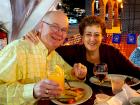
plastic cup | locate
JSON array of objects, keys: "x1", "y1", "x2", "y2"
[{"x1": 110, "y1": 75, "x2": 125, "y2": 94}]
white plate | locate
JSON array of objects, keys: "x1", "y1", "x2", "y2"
[
  {"x1": 51, "y1": 81, "x2": 92, "y2": 105},
  {"x1": 129, "y1": 97, "x2": 140, "y2": 105},
  {"x1": 90, "y1": 74, "x2": 140, "y2": 87}
]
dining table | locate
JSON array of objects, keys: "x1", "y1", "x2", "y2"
[{"x1": 37, "y1": 81, "x2": 140, "y2": 105}]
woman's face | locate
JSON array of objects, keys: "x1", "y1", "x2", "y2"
[{"x1": 82, "y1": 25, "x2": 103, "y2": 52}]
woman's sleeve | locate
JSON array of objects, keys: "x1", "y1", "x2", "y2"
[{"x1": 113, "y1": 47, "x2": 140, "y2": 79}]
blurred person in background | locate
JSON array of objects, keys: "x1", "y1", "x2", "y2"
[
  {"x1": 129, "y1": 35, "x2": 140, "y2": 67},
  {"x1": 0, "y1": 11, "x2": 87, "y2": 105}
]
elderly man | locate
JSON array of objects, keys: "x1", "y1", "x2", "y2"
[{"x1": 0, "y1": 11, "x2": 87, "y2": 105}]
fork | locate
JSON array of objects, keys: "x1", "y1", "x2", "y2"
[{"x1": 65, "y1": 79, "x2": 73, "y2": 89}]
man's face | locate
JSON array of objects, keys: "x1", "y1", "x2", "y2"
[{"x1": 40, "y1": 12, "x2": 68, "y2": 50}]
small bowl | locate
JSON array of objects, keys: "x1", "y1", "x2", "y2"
[
  {"x1": 129, "y1": 97, "x2": 140, "y2": 105},
  {"x1": 95, "y1": 93, "x2": 110, "y2": 104}
]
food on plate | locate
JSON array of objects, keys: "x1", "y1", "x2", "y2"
[
  {"x1": 90, "y1": 74, "x2": 139, "y2": 87},
  {"x1": 57, "y1": 87, "x2": 85, "y2": 104},
  {"x1": 125, "y1": 77, "x2": 135, "y2": 85},
  {"x1": 68, "y1": 99, "x2": 75, "y2": 104}
]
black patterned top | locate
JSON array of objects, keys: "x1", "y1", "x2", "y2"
[{"x1": 56, "y1": 43, "x2": 140, "y2": 81}]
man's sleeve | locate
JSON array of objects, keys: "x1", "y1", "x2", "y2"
[
  {"x1": 0, "y1": 44, "x2": 36, "y2": 105},
  {"x1": 56, "y1": 53, "x2": 78, "y2": 81}
]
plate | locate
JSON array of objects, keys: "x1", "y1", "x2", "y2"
[
  {"x1": 51, "y1": 81, "x2": 92, "y2": 105},
  {"x1": 90, "y1": 74, "x2": 140, "y2": 87},
  {"x1": 129, "y1": 97, "x2": 140, "y2": 105},
  {"x1": 137, "y1": 89, "x2": 140, "y2": 94}
]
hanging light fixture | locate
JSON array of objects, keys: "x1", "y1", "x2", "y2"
[
  {"x1": 117, "y1": 0, "x2": 122, "y2": 3},
  {"x1": 120, "y1": 3, "x2": 123, "y2": 8}
]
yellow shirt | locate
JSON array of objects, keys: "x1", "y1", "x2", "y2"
[{"x1": 0, "y1": 39, "x2": 75, "y2": 105}]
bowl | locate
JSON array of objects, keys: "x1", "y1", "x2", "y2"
[
  {"x1": 129, "y1": 97, "x2": 140, "y2": 105},
  {"x1": 95, "y1": 93, "x2": 110, "y2": 104}
]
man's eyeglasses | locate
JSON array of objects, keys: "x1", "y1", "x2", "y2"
[{"x1": 42, "y1": 21, "x2": 68, "y2": 34}]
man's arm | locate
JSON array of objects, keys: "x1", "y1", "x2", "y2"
[{"x1": 0, "y1": 43, "x2": 36, "y2": 105}]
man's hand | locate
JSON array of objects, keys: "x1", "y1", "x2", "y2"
[
  {"x1": 33, "y1": 79, "x2": 62, "y2": 99},
  {"x1": 72, "y1": 63, "x2": 87, "y2": 80}
]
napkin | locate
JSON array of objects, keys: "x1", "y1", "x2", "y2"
[
  {"x1": 107, "y1": 84, "x2": 140, "y2": 105},
  {"x1": 122, "y1": 84, "x2": 140, "y2": 98}
]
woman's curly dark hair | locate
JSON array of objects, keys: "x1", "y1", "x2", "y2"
[{"x1": 79, "y1": 16, "x2": 106, "y2": 37}]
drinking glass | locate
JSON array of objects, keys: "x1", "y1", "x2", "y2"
[
  {"x1": 35, "y1": 65, "x2": 64, "y2": 101},
  {"x1": 93, "y1": 63, "x2": 108, "y2": 84},
  {"x1": 110, "y1": 75, "x2": 124, "y2": 94},
  {"x1": 47, "y1": 65, "x2": 64, "y2": 91}
]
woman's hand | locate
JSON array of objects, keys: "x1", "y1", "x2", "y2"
[
  {"x1": 72, "y1": 63, "x2": 87, "y2": 80},
  {"x1": 33, "y1": 79, "x2": 62, "y2": 99}
]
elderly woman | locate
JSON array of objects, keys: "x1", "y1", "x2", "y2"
[
  {"x1": 56, "y1": 16, "x2": 140, "y2": 83},
  {"x1": 129, "y1": 35, "x2": 140, "y2": 67}
]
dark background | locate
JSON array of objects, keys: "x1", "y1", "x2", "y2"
[{"x1": 62, "y1": 0, "x2": 85, "y2": 9}]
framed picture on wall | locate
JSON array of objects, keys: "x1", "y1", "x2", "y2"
[
  {"x1": 112, "y1": 33, "x2": 121, "y2": 44},
  {"x1": 127, "y1": 33, "x2": 136, "y2": 44}
]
